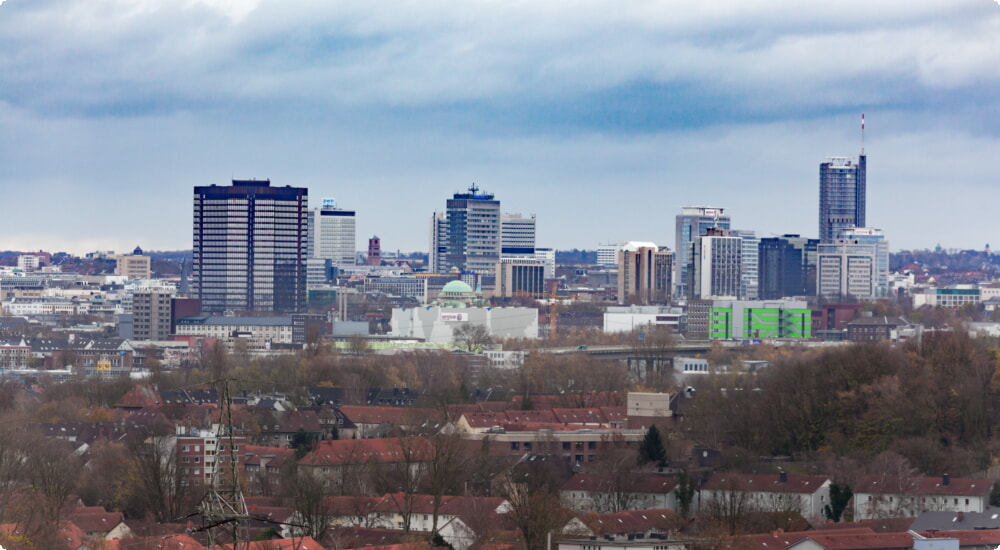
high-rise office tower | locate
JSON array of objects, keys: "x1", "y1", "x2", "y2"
[
  {"x1": 429, "y1": 185, "x2": 535, "y2": 275},
  {"x1": 307, "y1": 198, "x2": 356, "y2": 267},
  {"x1": 819, "y1": 155, "x2": 866, "y2": 243},
  {"x1": 500, "y1": 213, "x2": 536, "y2": 260},
  {"x1": 617, "y1": 242, "x2": 673, "y2": 305},
  {"x1": 838, "y1": 227, "x2": 889, "y2": 297},
  {"x1": 731, "y1": 230, "x2": 759, "y2": 300},
  {"x1": 429, "y1": 212, "x2": 447, "y2": 273},
  {"x1": 193, "y1": 179, "x2": 308, "y2": 314},
  {"x1": 758, "y1": 235, "x2": 819, "y2": 299},
  {"x1": 686, "y1": 228, "x2": 742, "y2": 300},
  {"x1": 675, "y1": 207, "x2": 730, "y2": 298},
  {"x1": 132, "y1": 288, "x2": 174, "y2": 341},
  {"x1": 817, "y1": 238, "x2": 878, "y2": 301}
]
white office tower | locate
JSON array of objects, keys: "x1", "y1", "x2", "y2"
[
  {"x1": 687, "y1": 228, "x2": 742, "y2": 300},
  {"x1": 597, "y1": 241, "x2": 626, "y2": 267},
  {"x1": 429, "y1": 212, "x2": 447, "y2": 273},
  {"x1": 534, "y1": 247, "x2": 556, "y2": 279},
  {"x1": 817, "y1": 238, "x2": 879, "y2": 301},
  {"x1": 731, "y1": 229, "x2": 759, "y2": 300},
  {"x1": 501, "y1": 213, "x2": 537, "y2": 260},
  {"x1": 837, "y1": 228, "x2": 889, "y2": 298},
  {"x1": 308, "y1": 198, "x2": 356, "y2": 267}
]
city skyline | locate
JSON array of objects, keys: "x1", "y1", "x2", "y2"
[{"x1": 2, "y1": 1, "x2": 999, "y2": 255}]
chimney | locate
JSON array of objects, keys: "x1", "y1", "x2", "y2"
[
  {"x1": 943, "y1": 473, "x2": 950, "y2": 486},
  {"x1": 957, "y1": 512, "x2": 964, "y2": 522},
  {"x1": 780, "y1": 471, "x2": 788, "y2": 483}
]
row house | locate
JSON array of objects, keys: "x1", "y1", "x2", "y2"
[
  {"x1": 298, "y1": 437, "x2": 433, "y2": 495},
  {"x1": 853, "y1": 474, "x2": 991, "y2": 520},
  {"x1": 699, "y1": 472, "x2": 832, "y2": 520},
  {"x1": 562, "y1": 473, "x2": 680, "y2": 513},
  {"x1": 288, "y1": 493, "x2": 509, "y2": 550}
]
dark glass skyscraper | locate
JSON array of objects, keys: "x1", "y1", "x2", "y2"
[
  {"x1": 193, "y1": 179, "x2": 308, "y2": 314},
  {"x1": 819, "y1": 155, "x2": 866, "y2": 243},
  {"x1": 758, "y1": 235, "x2": 819, "y2": 299}
]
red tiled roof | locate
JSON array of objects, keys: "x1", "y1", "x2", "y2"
[
  {"x1": 587, "y1": 509, "x2": 676, "y2": 535},
  {"x1": 67, "y1": 510, "x2": 125, "y2": 533},
  {"x1": 299, "y1": 437, "x2": 433, "y2": 466},
  {"x1": 320, "y1": 496, "x2": 381, "y2": 516},
  {"x1": 733, "y1": 528, "x2": 875, "y2": 550},
  {"x1": 461, "y1": 411, "x2": 507, "y2": 428},
  {"x1": 855, "y1": 476, "x2": 991, "y2": 498},
  {"x1": 104, "y1": 533, "x2": 205, "y2": 549},
  {"x1": 322, "y1": 526, "x2": 408, "y2": 548},
  {"x1": 221, "y1": 537, "x2": 324, "y2": 549},
  {"x1": 563, "y1": 473, "x2": 679, "y2": 494},
  {"x1": 702, "y1": 473, "x2": 830, "y2": 495},
  {"x1": 339, "y1": 406, "x2": 438, "y2": 426},
  {"x1": 505, "y1": 410, "x2": 558, "y2": 424},
  {"x1": 116, "y1": 384, "x2": 163, "y2": 408},
  {"x1": 552, "y1": 408, "x2": 608, "y2": 424}
]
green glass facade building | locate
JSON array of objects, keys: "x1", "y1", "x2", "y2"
[{"x1": 708, "y1": 300, "x2": 812, "y2": 339}]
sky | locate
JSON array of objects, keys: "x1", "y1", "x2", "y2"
[{"x1": 1, "y1": 0, "x2": 999, "y2": 256}]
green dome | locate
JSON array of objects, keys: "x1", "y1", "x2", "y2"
[{"x1": 441, "y1": 280, "x2": 474, "y2": 294}]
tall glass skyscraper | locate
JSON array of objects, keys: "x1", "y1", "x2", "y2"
[
  {"x1": 193, "y1": 179, "x2": 308, "y2": 314},
  {"x1": 819, "y1": 155, "x2": 866, "y2": 243}
]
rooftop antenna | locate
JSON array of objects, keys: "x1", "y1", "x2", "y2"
[
  {"x1": 469, "y1": 182, "x2": 479, "y2": 195},
  {"x1": 861, "y1": 113, "x2": 865, "y2": 155}
]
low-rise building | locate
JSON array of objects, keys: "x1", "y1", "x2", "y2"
[{"x1": 853, "y1": 474, "x2": 991, "y2": 520}]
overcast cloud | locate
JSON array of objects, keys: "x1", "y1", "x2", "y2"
[{"x1": 1, "y1": 0, "x2": 998, "y2": 255}]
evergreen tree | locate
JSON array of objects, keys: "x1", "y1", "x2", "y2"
[
  {"x1": 674, "y1": 470, "x2": 697, "y2": 519},
  {"x1": 822, "y1": 483, "x2": 853, "y2": 522},
  {"x1": 638, "y1": 425, "x2": 666, "y2": 466}
]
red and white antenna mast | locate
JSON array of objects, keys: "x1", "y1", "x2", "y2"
[{"x1": 861, "y1": 113, "x2": 865, "y2": 155}]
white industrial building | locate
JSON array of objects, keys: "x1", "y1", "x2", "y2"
[{"x1": 390, "y1": 306, "x2": 538, "y2": 344}]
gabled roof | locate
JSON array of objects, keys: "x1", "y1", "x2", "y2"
[
  {"x1": 732, "y1": 528, "x2": 875, "y2": 550},
  {"x1": 552, "y1": 408, "x2": 609, "y2": 424},
  {"x1": 563, "y1": 473, "x2": 679, "y2": 495},
  {"x1": 66, "y1": 509, "x2": 125, "y2": 533},
  {"x1": 586, "y1": 509, "x2": 676, "y2": 535},
  {"x1": 372, "y1": 493, "x2": 507, "y2": 518},
  {"x1": 299, "y1": 437, "x2": 433, "y2": 466},
  {"x1": 322, "y1": 526, "x2": 407, "y2": 548},
  {"x1": 855, "y1": 475, "x2": 991, "y2": 497},
  {"x1": 261, "y1": 409, "x2": 322, "y2": 434},
  {"x1": 505, "y1": 410, "x2": 558, "y2": 424},
  {"x1": 702, "y1": 473, "x2": 830, "y2": 495},
  {"x1": 116, "y1": 384, "x2": 163, "y2": 408},
  {"x1": 339, "y1": 405, "x2": 437, "y2": 426}
]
